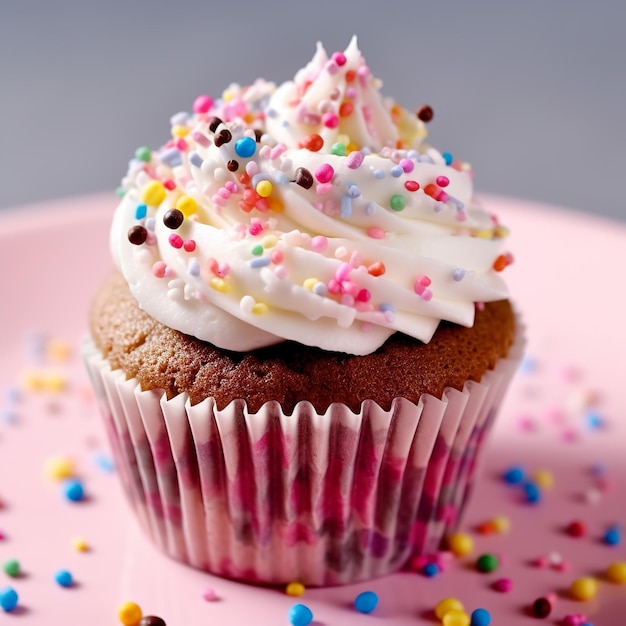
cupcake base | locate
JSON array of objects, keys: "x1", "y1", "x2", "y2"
[{"x1": 83, "y1": 322, "x2": 524, "y2": 586}]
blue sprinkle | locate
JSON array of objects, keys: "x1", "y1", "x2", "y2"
[
  {"x1": 390, "y1": 165, "x2": 403, "y2": 177},
  {"x1": 523, "y1": 481, "x2": 541, "y2": 504},
  {"x1": 354, "y1": 590, "x2": 378, "y2": 614},
  {"x1": 347, "y1": 184, "x2": 361, "y2": 198},
  {"x1": 585, "y1": 410, "x2": 604, "y2": 430},
  {"x1": 170, "y1": 111, "x2": 189, "y2": 126},
  {"x1": 288, "y1": 603, "x2": 313, "y2": 626},
  {"x1": 249, "y1": 257, "x2": 271, "y2": 269},
  {"x1": 422, "y1": 563, "x2": 439, "y2": 577},
  {"x1": 341, "y1": 194, "x2": 352, "y2": 218},
  {"x1": 189, "y1": 152, "x2": 203, "y2": 168},
  {"x1": 379, "y1": 303, "x2": 396, "y2": 313},
  {"x1": 591, "y1": 463, "x2": 607, "y2": 477},
  {"x1": 94, "y1": 453, "x2": 115, "y2": 473},
  {"x1": 0, "y1": 587, "x2": 18, "y2": 612},
  {"x1": 471, "y1": 607, "x2": 492, "y2": 626},
  {"x1": 364, "y1": 201, "x2": 377, "y2": 215},
  {"x1": 604, "y1": 526, "x2": 621, "y2": 546},
  {"x1": 189, "y1": 259, "x2": 200, "y2": 277},
  {"x1": 54, "y1": 569, "x2": 73, "y2": 588},
  {"x1": 503, "y1": 466, "x2": 525, "y2": 485},
  {"x1": 145, "y1": 217, "x2": 156, "y2": 232},
  {"x1": 416, "y1": 154, "x2": 434, "y2": 164},
  {"x1": 4, "y1": 387, "x2": 20, "y2": 403},
  {"x1": 160, "y1": 148, "x2": 182, "y2": 167},
  {"x1": 373, "y1": 169, "x2": 385, "y2": 179},
  {"x1": 1, "y1": 409, "x2": 17, "y2": 425},
  {"x1": 251, "y1": 173, "x2": 269, "y2": 187},
  {"x1": 452, "y1": 268, "x2": 465, "y2": 282},
  {"x1": 272, "y1": 172, "x2": 289, "y2": 186},
  {"x1": 63, "y1": 479, "x2": 84, "y2": 502},
  {"x1": 407, "y1": 149, "x2": 419, "y2": 159},
  {"x1": 312, "y1": 283, "x2": 327, "y2": 297},
  {"x1": 518, "y1": 355, "x2": 537, "y2": 373},
  {"x1": 442, "y1": 151, "x2": 453, "y2": 165},
  {"x1": 135, "y1": 204, "x2": 147, "y2": 220},
  {"x1": 234, "y1": 136, "x2": 256, "y2": 158}
]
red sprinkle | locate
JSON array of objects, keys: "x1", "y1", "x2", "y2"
[
  {"x1": 169, "y1": 234, "x2": 183, "y2": 249},
  {"x1": 566, "y1": 520, "x2": 587, "y2": 538},
  {"x1": 405, "y1": 180, "x2": 420, "y2": 192}
]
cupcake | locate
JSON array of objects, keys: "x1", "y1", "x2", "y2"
[{"x1": 84, "y1": 36, "x2": 524, "y2": 586}]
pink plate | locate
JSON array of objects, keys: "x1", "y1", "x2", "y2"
[{"x1": 0, "y1": 194, "x2": 625, "y2": 625}]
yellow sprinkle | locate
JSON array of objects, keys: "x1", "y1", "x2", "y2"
[
  {"x1": 346, "y1": 142, "x2": 359, "y2": 153},
  {"x1": 118, "y1": 601, "x2": 143, "y2": 626},
  {"x1": 446, "y1": 532, "x2": 474, "y2": 557},
  {"x1": 475, "y1": 229, "x2": 494, "y2": 239},
  {"x1": 44, "y1": 455, "x2": 75, "y2": 481},
  {"x1": 43, "y1": 372, "x2": 66, "y2": 392},
  {"x1": 256, "y1": 180, "x2": 273, "y2": 197},
  {"x1": 303, "y1": 278, "x2": 318, "y2": 291},
  {"x1": 262, "y1": 235, "x2": 278, "y2": 249},
  {"x1": 606, "y1": 562, "x2": 626, "y2": 584},
  {"x1": 435, "y1": 598, "x2": 465, "y2": 620},
  {"x1": 243, "y1": 112, "x2": 255, "y2": 123},
  {"x1": 491, "y1": 515, "x2": 511, "y2": 533},
  {"x1": 251, "y1": 302, "x2": 268, "y2": 315},
  {"x1": 141, "y1": 180, "x2": 166, "y2": 207},
  {"x1": 442, "y1": 608, "x2": 471, "y2": 626},
  {"x1": 171, "y1": 124, "x2": 189, "y2": 138},
  {"x1": 269, "y1": 197, "x2": 284, "y2": 213},
  {"x1": 209, "y1": 278, "x2": 230, "y2": 293},
  {"x1": 72, "y1": 537, "x2": 90, "y2": 552},
  {"x1": 46, "y1": 338, "x2": 72, "y2": 362},
  {"x1": 285, "y1": 581, "x2": 305, "y2": 597},
  {"x1": 569, "y1": 577, "x2": 598, "y2": 601},
  {"x1": 20, "y1": 369, "x2": 44, "y2": 391},
  {"x1": 533, "y1": 469, "x2": 554, "y2": 490},
  {"x1": 222, "y1": 89, "x2": 234, "y2": 102},
  {"x1": 176, "y1": 195, "x2": 198, "y2": 217},
  {"x1": 336, "y1": 133, "x2": 350, "y2": 146}
]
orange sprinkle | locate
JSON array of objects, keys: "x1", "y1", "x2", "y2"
[
  {"x1": 367, "y1": 262, "x2": 386, "y2": 277},
  {"x1": 339, "y1": 102, "x2": 354, "y2": 117},
  {"x1": 298, "y1": 134, "x2": 324, "y2": 152},
  {"x1": 493, "y1": 255, "x2": 508, "y2": 272},
  {"x1": 345, "y1": 69, "x2": 356, "y2": 83}
]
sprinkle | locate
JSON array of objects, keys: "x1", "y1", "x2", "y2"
[
  {"x1": 55, "y1": 569, "x2": 73, "y2": 588},
  {"x1": 193, "y1": 94, "x2": 213, "y2": 113},
  {"x1": 163, "y1": 209, "x2": 184, "y2": 229},
  {"x1": 72, "y1": 537, "x2": 89, "y2": 552},
  {"x1": 389, "y1": 194, "x2": 406, "y2": 211},
  {"x1": 135, "y1": 204, "x2": 147, "y2": 220},
  {"x1": 168, "y1": 234, "x2": 184, "y2": 249},
  {"x1": 341, "y1": 194, "x2": 352, "y2": 217},
  {"x1": 138, "y1": 617, "x2": 167, "y2": 626},
  {"x1": 566, "y1": 520, "x2": 587, "y2": 538},
  {"x1": 422, "y1": 562, "x2": 439, "y2": 577},
  {"x1": 214, "y1": 128, "x2": 232, "y2": 147},
  {"x1": 416, "y1": 105, "x2": 434, "y2": 122},
  {"x1": 446, "y1": 532, "x2": 474, "y2": 557},
  {"x1": 311, "y1": 235, "x2": 328, "y2": 252},
  {"x1": 532, "y1": 597, "x2": 552, "y2": 618},
  {"x1": 390, "y1": 165, "x2": 403, "y2": 177},
  {"x1": 299, "y1": 134, "x2": 324, "y2": 152},
  {"x1": 523, "y1": 481, "x2": 541, "y2": 504},
  {"x1": 189, "y1": 153, "x2": 203, "y2": 168},
  {"x1": 176, "y1": 195, "x2": 197, "y2": 217},
  {"x1": 2, "y1": 559, "x2": 19, "y2": 578},
  {"x1": 134, "y1": 146, "x2": 151, "y2": 162},
  {"x1": 209, "y1": 278, "x2": 229, "y2": 293},
  {"x1": 152, "y1": 261, "x2": 167, "y2": 278},
  {"x1": 405, "y1": 180, "x2": 420, "y2": 192},
  {"x1": 294, "y1": 167, "x2": 314, "y2": 189},
  {"x1": 0, "y1": 587, "x2": 18, "y2": 612},
  {"x1": 367, "y1": 227, "x2": 385, "y2": 239},
  {"x1": 346, "y1": 151, "x2": 364, "y2": 169},
  {"x1": 442, "y1": 609, "x2": 471, "y2": 626},
  {"x1": 288, "y1": 603, "x2": 313, "y2": 626},
  {"x1": 503, "y1": 465, "x2": 525, "y2": 485},
  {"x1": 63, "y1": 479, "x2": 84, "y2": 502},
  {"x1": 367, "y1": 262, "x2": 385, "y2": 277},
  {"x1": 183, "y1": 240, "x2": 196, "y2": 253},
  {"x1": 373, "y1": 168, "x2": 385, "y2": 179},
  {"x1": 141, "y1": 181, "x2": 166, "y2": 207},
  {"x1": 256, "y1": 180, "x2": 273, "y2": 197},
  {"x1": 118, "y1": 601, "x2": 143, "y2": 625},
  {"x1": 442, "y1": 152, "x2": 453, "y2": 165},
  {"x1": 201, "y1": 587, "x2": 219, "y2": 601},
  {"x1": 286, "y1": 582, "x2": 305, "y2": 597},
  {"x1": 476, "y1": 553, "x2": 499, "y2": 573},
  {"x1": 470, "y1": 608, "x2": 492, "y2": 626},
  {"x1": 435, "y1": 599, "x2": 465, "y2": 620},
  {"x1": 160, "y1": 148, "x2": 182, "y2": 167},
  {"x1": 603, "y1": 525, "x2": 621, "y2": 545},
  {"x1": 569, "y1": 577, "x2": 598, "y2": 601},
  {"x1": 354, "y1": 591, "x2": 378, "y2": 614},
  {"x1": 44, "y1": 455, "x2": 75, "y2": 481},
  {"x1": 322, "y1": 112, "x2": 339, "y2": 128},
  {"x1": 493, "y1": 578, "x2": 513, "y2": 593},
  {"x1": 314, "y1": 163, "x2": 334, "y2": 184},
  {"x1": 606, "y1": 562, "x2": 626, "y2": 583},
  {"x1": 437, "y1": 175, "x2": 450, "y2": 187},
  {"x1": 249, "y1": 257, "x2": 271, "y2": 269},
  {"x1": 235, "y1": 136, "x2": 256, "y2": 158}
]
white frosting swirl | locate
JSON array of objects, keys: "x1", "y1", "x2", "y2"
[{"x1": 112, "y1": 37, "x2": 511, "y2": 355}]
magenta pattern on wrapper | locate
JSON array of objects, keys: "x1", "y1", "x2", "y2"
[{"x1": 83, "y1": 326, "x2": 523, "y2": 586}]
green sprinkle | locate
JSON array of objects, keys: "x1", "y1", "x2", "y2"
[
  {"x1": 390, "y1": 194, "x2": 406, "y2": 211},
  {"x1": 115, "y1": 186, "x2": 127, "y2": 198},
  {"x1": 330, "y1": 142, "x2": 347, "y2": 156},
  {"x1": 476, "y1": 553, "x2": 499, "y2": 573},
  {"x1": 134, "y1": 146, "x2": 152, "y2": 162},
  {"x1": 3, "y1": 559, "x2": 20, "y2": 578},
  {"x1": 251, "y1": 244, "x2": 264, "y2": 256}
]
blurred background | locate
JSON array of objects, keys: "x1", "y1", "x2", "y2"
[{"x1": 1, "y1": 0, "x2": 625, "y2": 221}]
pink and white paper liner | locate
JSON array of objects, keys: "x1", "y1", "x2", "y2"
[{"x1": 83, "y1": 324, "x2": 524, "y2": 586}]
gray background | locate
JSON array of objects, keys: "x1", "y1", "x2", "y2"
[{"x1": 2, "y1": 0, "x2": 625, "y2": 221}]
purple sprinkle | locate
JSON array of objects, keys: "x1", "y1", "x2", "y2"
[
  {"x1": 249, "y1": 257, "x2": 271, "y2": 269},
  {"x1": 390, "y1": 165, "x2": 403, "y2": 177},
  {"x1": 341, "y1": 195, "x2": 352, "y2": 218},
  {"x1": 160, "y1": 148, "x2": 182, "y2": 167},
  {"x1": 189, "y1": 153, "x2": 203, "y2": 168},
  {"x1": 452, "y1": 268, "x2": 465, "y2": 281}
]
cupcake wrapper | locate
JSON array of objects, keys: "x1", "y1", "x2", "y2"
[{"x1": 83, "y1": 322, "x2": 524, "y2": 586}]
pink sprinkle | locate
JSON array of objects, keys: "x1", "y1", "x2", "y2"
[
  {"x1": 152, "y1": 261, "x2": 167, "y2": 278},
  {"x1": 340, "y1": 294, "x2": 355, "y2": 306},
  {"x1": 366, "y1": 227, "x2": 385, "y2": 239},
  {"x1": 212, "y1": 194, "x2": 227, "y2": 206},
  {"x1": 0, "y1": 530, "x2": 5, "y2": 541},
  {"x1": 322, "y1": 112, "x2": 339, "y2": 129},
  {"x1": 555, "y1": 560, "x2": 570, "y2": 572},
  {"x1": 421, "y1": 289, "x2": 433, "y2": 301},
  {"x1": 315, "y1": 163, "x2": 335, "y2": 184},
  {"x1": 346, "y1": 151, "x2": 365, "y2": 169},
  {"x1": 258, "y1": 145, "x2": 271, "y2": 159},
  {"x1": 332, "y1": 51, "x2": 347, "y2": 66},
  {"x1": 417, "y1": 274, "x2": 431, "y2": 287},
  {"x1": 248, "y1": 222, "x2": 263, "y2": 236},
  {"x1": 436, "y1": 175, "x2": 450, "y2": 187},
  {"x1": 193, "y1": 94, "x2": 213, "y2": 114},
  {"x1": 270, "y1": 144, "x2": 286, "y2": 160},
  {"x1": 169, "y1": 234, "x2": 183, "y2": 249},
  {"x1": 183, "y1": 240, "x2": 196, "y2": 252},
  {"x1": 192, "y1": 131, "x2": 210, "y2": 147},
  {"x1": 336, "y1": 262, "x2": 352, "y2": 282},
  {"x1": 270, "y1": 249, "x2": 283, "y2": 264},
  {"x1": 326, "y1": 61, "x2": 339, "y2": 76},
  {"x1": 399, "y1": 158, "x2": 414, "y2": 173},
  {"x1": 175, "y1": 138, "x2": 188, "y2": 151},
  {"x1": 356, "y1": 289, "x2": 371, "y2": 302},
  {"x1": 327, "y1": 279, "x2": 341, "y2": 295},
  {"x1": 201, "y1": 587, "x2": 219, "y2": 602},
  {"x1": 217, "y1": 262, "x2": 230, "y2": 277},
  {"x1": 493, "y1": 578, "x2": 513, "y2": 593},
  {"x1": 534, "y1": 555, "x2": 549, "y2": 568},
  {"x1": 225, "y1": 181, "x2": 238, "y2": 193},
  {"x1": 413, "y1": 282, "x2": 425, "y2": 295},
  {"x1": 217, "y1": 187, "x2": 231, "y2": 199},
  {"x1": 274, "y1": 265, "x2": 287, "y2": 279},
  {"x1": 316, "y1": 183, "x2": 333, "y2": 195},
  {"x1": 311, "y1": 235, "x2": 328, "y2": 252},
  {"x1": 245, "y1": 161, "x2": 259, "y2": 177},
  {"x1": 145, "y1": 232, "x2": 156, "y2": 246},
  {"x1": 357, "y1": 65, "x2": 370, "y2": 87}
]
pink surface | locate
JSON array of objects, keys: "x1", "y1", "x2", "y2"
[{"x1": 1, "y1": 194, "x2": 625, "y2": 624}]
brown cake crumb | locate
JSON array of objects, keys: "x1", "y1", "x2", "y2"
[{"x1": 89, "y1": 272, "x2": 517, "y2": 413}]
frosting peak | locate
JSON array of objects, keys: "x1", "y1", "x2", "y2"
[{"x1": 112, "y1": 38, "x2": 512, "y2": 355}]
